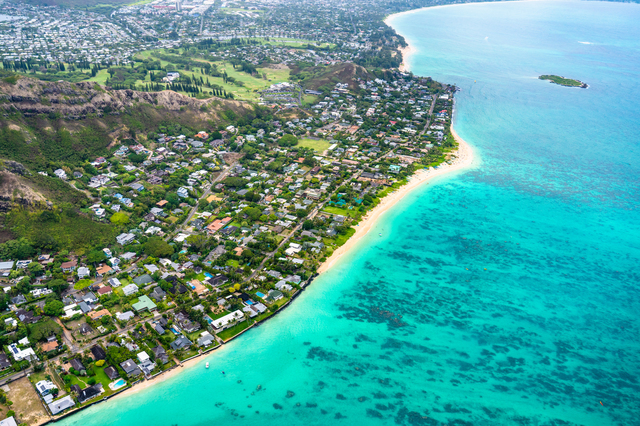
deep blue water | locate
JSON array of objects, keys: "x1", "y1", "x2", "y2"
[{"x1": 58, "y1": 2, "x2": 640, "y2": 425}]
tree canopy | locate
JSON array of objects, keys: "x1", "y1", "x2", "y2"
[
  {"x1": 144, "y1": 237, "x2": 174, "y2": 258},
  {"x1": 278, "y1": 134, "x2": 298, "y2": 147},
  {"x1": 110, "y1": 212, "x2": 130, "y2": 226}
]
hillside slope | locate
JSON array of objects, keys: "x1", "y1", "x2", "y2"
[
  {"x1": 292, "y1": 63, "x2": 373, "y2": 92},
  {"x1": 0, "y1": 76, "x2": 253, "y2": 170}
]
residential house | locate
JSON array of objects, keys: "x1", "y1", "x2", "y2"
[
  {"x1": 79, "y1": 323, "x2": 93, "y2": 335},
  {"x1": 97, "y1": 286, "x2": 113, "y2": 296},
  {"x1": 8, "y1": 343, "x2": 36, "y2": 361},
  {"x1": 116, "y1": 311, "x2": 135, "y2": 322},
  {"x1": 61, "y1": 260, "x2": 77, "y2": 272},
  {"x1": 69, "y1": 358, "x2": 86, "y2": 373},
  {"x1": 206, "y1": 274, "x2": 228, "y2": 288},
  {"x1": 104, "y1": 366, "x2": 119, "y2": 380},
  {"x1": 149, "y1": 287, "x2": 166, "y2": 302},
  {"x1": 77, "y1": 384, "x2": 102, "y2": 403},
  {"x1": 120, "y1": 359, "x2": 142, "y2": 377},
  {"x1": 210, "y1": 310, "x2": 244, "y2": 333},
  {"x1": 136, "y1": 351, "x2": 156, "y2": 376},
  {"x1": 0, "y1": 354, "x2": 11, "y2": 371},
  {"x1": 177, "y1": 187, "x2": 189, "y2": 198},
  {"x1": 41, "y1": 337, "x2": 60, "y2": 354},
  {"x1": 132, "y1": 295, "x2": 157, "y2": 313},
  {"x1": 10, "y1": 295, "x2": 27, "y2": 306},
  {"x1": 90, "y1": 345, "x2": 106, "y2": 360},
  {"x1": 197, "y1": 331, "x2": 215, "y2": 348},
  {"x1": 133, "y1": 274, "x2": 153, "y2": 286},
  {"x1": 35, "y1": 380, "x2": 57, "y2": 396},
  {"x1": 116, "y1": 233, "x2": 136, "y2": 246},
  {"x1": 77, "y1": 267, "x2": 91, "y2": 279},
  {"x1": 174, "y1": 311, "x2": 200, "y2": 333},
  {"x1": 96, "y1": 264, "x2": 112, "y2": 277},
  {"x1": 170, "y1": 335, "x2": 191, "y2": 351},
  {"x1": 16, "y1": 309, "x2": 40, "y2": 324},
  {"x1": 122, "y1": 284, "x2": 139, "y2": 296},
  {"x1": 87, "y1": 309, "x2": 111, "y2": 321},
  {"x1": 48, "y1": 396, "x2": 75, "y2": 415}
]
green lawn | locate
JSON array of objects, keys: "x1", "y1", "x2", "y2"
[
  {"x1": 210, "y1": 310, "x2": 231, "y2": 320},
  {"x1": 333, "y1": 228, "x2": 356, "y2": 246},
  {"x1": 74, "y1": 279, "x2": 93, "y2": 290},
  {"x1": 323, "y1": 206, "x2": 359, "y2": 218},
  {"x1": 226, "y1": 259, "x2": 240, "y2": 268},
  {"x1": 177, "y1": 348, "x2": 199, "y2": 361},
  {"x1": 86, "y1": 69, "x2": 110, "y2": 84},
  {"x1": 217, "y1": 320, "x2": 253, "y2": 341},
  {"x1": 298, "y1": 138, "x2": 331, "y2": 152},
  {"x1": 302, "y1": 94, "x2": 319, "y2": 106}
]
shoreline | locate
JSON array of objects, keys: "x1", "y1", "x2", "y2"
[
  {"x1": 52, "y1": 131, "x2": 476, "y2": 424},
  {"x1": 109, "y1": 345, "x2": 224, "y2": 402},
  {"x1": 397, "y1": 44, "x2": 417, "y2": 73},
  {"x1": 318, "y1": 131, "x2": 474, "y2": 274},
  {"x1": 47, "y1": 6, "x2": 478, "y2": 422}
]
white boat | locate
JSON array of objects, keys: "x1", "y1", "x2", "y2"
[{"x1": 205, "y1": 362, "x2": 209, "y2": 369}]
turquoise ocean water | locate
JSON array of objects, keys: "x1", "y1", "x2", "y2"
[{"x1": 59, "y1": 2, "x2": 640, "y2": 425}]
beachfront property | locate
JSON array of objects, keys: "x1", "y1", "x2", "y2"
[
  {"x1": 0, "y1": 0, "x2": 466, "y2": 417},
  {"x1": 210, "y1": 310, "x2": 244, "y2": 333}
]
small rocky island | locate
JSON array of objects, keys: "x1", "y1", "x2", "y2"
[{"x1": 539, "y1": 75, "x2": 588, "y2": 88}]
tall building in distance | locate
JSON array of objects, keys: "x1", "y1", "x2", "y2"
[{"x1": 175, "y1": 0, "x2": 181, "y2": 12}]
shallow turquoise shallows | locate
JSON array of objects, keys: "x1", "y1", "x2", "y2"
[{"x1": 59, "y1": 2, "x2": 640, "y2": 425}]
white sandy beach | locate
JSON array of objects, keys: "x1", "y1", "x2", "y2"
[
  {"x1": 397, "y1": 44, "x2": 416, "y2": 72},
  {"x1": 318, "y1": 131, "x2": 474, "y2": 274},
  {"x1": 109, "y1": 346, "x2": 221, "y2": 402}
]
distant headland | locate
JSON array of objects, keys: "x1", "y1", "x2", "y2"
[{"x1": 539, "y1": 75, "x2": 588, "y2": 88}]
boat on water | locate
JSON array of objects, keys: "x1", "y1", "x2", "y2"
[{"x1": 205, "y1": 362, "x2": 209, "y2": 369}]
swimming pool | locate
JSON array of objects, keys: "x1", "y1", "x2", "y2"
[
  {"x1": 245, "y1": 300, "x2": 254, "y2": 305},
  {"x1": 109, "y1": 378, "x2": 127, "y2": 391},
  {"x1": 204, "y1": 272, "x2": 213, "y2": 278},
  {"x1": 256, "y1": 292, "x2": 265, "y2": 299}
]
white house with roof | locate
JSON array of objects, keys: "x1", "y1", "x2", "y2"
[
  {"x1": 35, "y1": 380, "x2": 57, "y2": 396},
  {"x1": 8, "y1": 343, "x2": 37, "y2": 361},
  {"x1": 210, "y1": 310, "x2": 244, "y2": 333},
  {"x1": 77, "y1": 267, "x2": 90, "y2": 279},
  {"x1": 122, "y1": 284, "x2": 139, "y2": 296},
  {"x1": 116, "y1": 233, "x2": 135, "y2": 246}
]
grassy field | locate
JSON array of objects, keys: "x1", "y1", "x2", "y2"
[
  {"x1": 298, "y1": 138, "x2": 331, "y2": 152},
  {"x1": 9, "y1": 48, "x2": 291, "y2": 102},
  {"x1": 323, "y1": 205, "x2": 359, "y2": 218},
  {"x1": 134, "y1": 49, "x2": 291, "y2": 101},
  {"x1": 218, "y1": 320, "x2": 253, "y2": 341}
]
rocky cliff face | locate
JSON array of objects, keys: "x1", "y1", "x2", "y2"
[
  {"x1": 0, "y1": 76, "x2": 247, "y2": 120},
  {"x1": 0, "y1": 161, "x2": 48, "y2": 212}
]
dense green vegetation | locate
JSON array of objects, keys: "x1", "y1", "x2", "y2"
[
  {"x1": 539, "y1": 75, "x2": 586, "y2": 88},
  {"x1": 6, "y1": 206, "x2": 118, "y2": 254}
]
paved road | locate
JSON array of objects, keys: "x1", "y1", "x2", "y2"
[
  {"x1": 178, "y1": 161, "x2": 238, "y2": 234},
  {"x1": 418, "y1": 94, "x2": 439, "y2": 138},
  {"x1": 242, "y1": 171, "x2": 360, "y2": 283}
]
